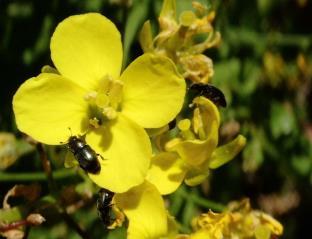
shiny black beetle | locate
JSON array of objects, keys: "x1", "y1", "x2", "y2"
[
  {"x1": 67, "y1": 136, "x2": 101, "y2": 174},
  {"x1": 189, "y1": 83, "x2": 227, "y2": 107},
  {"x1": 97, "y1": 188, "x2": 114, "y2": 227}
]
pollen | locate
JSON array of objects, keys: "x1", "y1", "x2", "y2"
[{"x1": 85, "y1": 76, "x2": 124, "y2": 122}]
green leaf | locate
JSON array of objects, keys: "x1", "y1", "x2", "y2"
[
  {"x1": 23, "y1": 15, "x2": 53, "y2": 65},
  {"x1": 291, "y1": 156, "x2": 311, "y2": 176},
  {"x1": 84, "y1": 0, "x2": 103, "y2": 11},
  {"x1": 240, "y1": 60, "x2": 261, "y2": 96},
  {"x1": 214, "y1": 59, "x2": 241, "y2": 85},
  {"x1": 0, "y1": 206, "x2": 24, "y2": 222},
  {"x1": 107, "y1": 226, "x2": 127, "y2": 239},
  {"x1": 123, "y1": 0, "x2": 151, "y2": 67},
  {"x1": 16, "y1": 138, "x2": 34, "y2": 156},
  {"x1": 7, "y1": 2, "x2": 33, "y2": 18},
  {"x1": 257, "y1": 0, "x2": 275, "y2": 16},
  {"x1": 242, "y1": 135, "x2": 264, "y2": 173},
  {"x1": 270, "y1": 101, "x2": 296, "y2": 138}
]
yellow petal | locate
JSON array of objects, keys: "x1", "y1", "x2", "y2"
[
  {"x1": 193, "y1": 97, "x2": 220, "y2": 139},
  {"x1": 145, "y1": 125, "x2": 169, "y2": 137},
  {"x1": 189, "y1": 229, "x2": 213, "y2": 239},
  {"x1": 160, "y1": 0, "x2": 176, "y2": 20},
  {"x1": 164, "y1": 97, "x2": 219, "y2": 166},
  {"x1": 255, "y1": 225, "x2": 271, "y2": 239},
  {"x1": 51, "y1": 13, "x2": 122, "y2": 90},
  {"x1": 146, "y1": 152, "x2": 185, "y2": 195},
  {"x1": 13, "y1": 73, "x2": 88, "y2": 145},
  {"x1": 115, "y1": 181, "x2": 168, "y2": 239},
  {"x1": 86, "y1": 114, "x2": 151, "y2": 193},
  {"x1": 139, "y1": 21, "x2": 154, "y2": 53},
  {"x1": 121, "y1": 53, "x2": 186, "y2": 128},
  {"x1": 259, "y1": 213, "x2": 283, "y2": 236},
  {"x1": 209, "y1": 135, "x2": 246, "y2": 169},
  {"x1": 166, "y1": 136, "x2": 217, "y2": 167},
  {"x1": 184, "y1": 164, "x2": 209, "y2": 186}
]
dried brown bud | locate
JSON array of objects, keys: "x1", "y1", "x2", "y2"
[
  {"x1": 26, "y1": 214, "x2": 46, "y2": 226},
  {"x1": 1, "y1": 229, "x2": 24, "y2": 239}
]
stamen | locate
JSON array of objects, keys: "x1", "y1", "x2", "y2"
[
  {"x1": 84, "y1": 91, "x2": 98, "y2": 101},
  {"x1": 178, "y1": 119, "x2": 195, "y2": 140},
  {"x1": 98, "y1": 75, "x2": 114, "y2": 93},
  {"x1": 193, "y1": 107, "x2": 206, "y2": 140},
  {"x1": 86, "y1": 75, "x2": 123, "y2": 123},
  {"x1": 89, "y1": 117, "x2": 101, "y2": 129},
  {"x1": 178, "y1": 119, "x2": 191, "y2": 131},
  {"x1": 179, "y1": 11, "x2": 196, "y2": 27},
  {"x1": 103, "y1": 107, "x2": 117, "y2": 120},
  {"x1": 165, "y1": 138, "x2": 183, "y2": 152},
  {"x1": 108, "y1": 80, "x2": 124, "y2": 109},
  {"x1": 95, "y1": 93, "x2": 109, "y2": 108}
]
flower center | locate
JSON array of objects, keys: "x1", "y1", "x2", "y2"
[{"x1": 84, "y1": 75, "x2": 124, "y2": 127}]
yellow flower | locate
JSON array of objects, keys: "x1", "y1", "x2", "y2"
[
  {"x1": 13, "y1": 13, "x2": 186, "y2": 193},
  {"x1": 188, "y1": 199, "x2": 283, "y2": 239},
  {"x1": 146, "y1": 97, "x2": 246, "y2": 194},
  {"x1": 115, "y1": 181, "x2": 169, "y2": 239}
]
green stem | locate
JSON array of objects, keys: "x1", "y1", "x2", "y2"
[
  {"x1": 61, "y1": 211, "x2": 91, "y2": 239},
  {"x1": 0, "y1": 168, "x2": 76, "y2": 182},
  {"x1": 177, "y1": 187, "x2": 226, "y2": 212},
  {"x1": 36, "y1": 143, "x2": 90, "y2": 239},
  {"x1": 37, "y1": 143, "x2": 57, "y2": 193},
  {"x1": 189, "y1": 194, "x2": 226, "y2": 212}
]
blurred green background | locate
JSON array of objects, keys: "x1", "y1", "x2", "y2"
[{"x1": 0, "y1": 0, "x2": 311, "y2": 238}]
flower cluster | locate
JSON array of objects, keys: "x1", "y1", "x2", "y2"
[
  {"x1": 176, "y1": 199, "x2": 283, "y2": 239},
  {"x1": 140, "y1": 0, "x2": 220, "y2": 84},
  {"x1": 146, "y1": 96, "x2": 246, "y2": 195},
  {"x1": 12, "y1": 1, "x2": 283, "y2": 238}
]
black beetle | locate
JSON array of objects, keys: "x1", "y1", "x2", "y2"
[
  {"x1": 67, "y1": 136, "x2": 101, "y2": 174},
  {"x1": 97, "y1": 188, "x2": 114, "y2": 227},
  {"x1": 189, "y1": 83, "x2": 227, "y2": 107}
]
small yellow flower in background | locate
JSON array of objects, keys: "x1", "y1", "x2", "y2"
[
  {"x1": 13, "y1": 13, "x2": 186, "y2": 193},
  {"x1": 182, "y1": 198, "x2": 283, "y2": 239},
  {"x1": 146, "y1": 96, "x2": 246, "y2": 195},
  {"x1": 140, "y1": 0, "x2": 220, "y2": 84}
]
